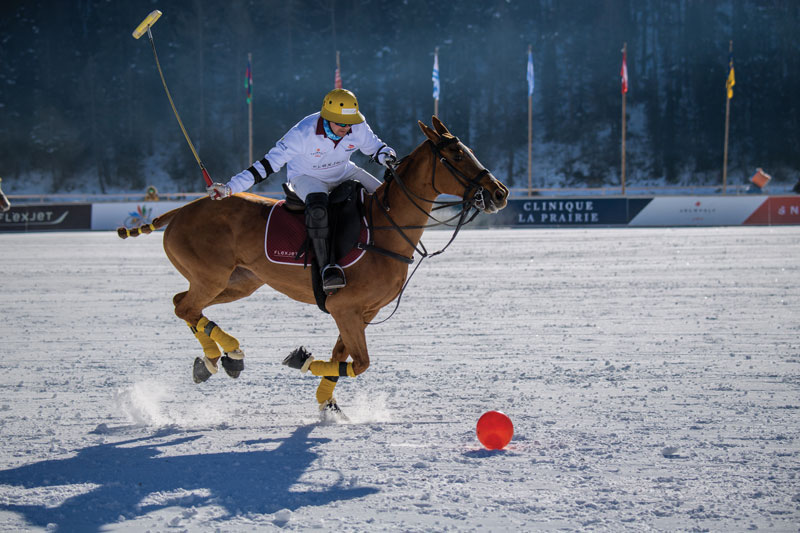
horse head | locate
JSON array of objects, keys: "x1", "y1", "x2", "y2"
[
  {"x1": 0, "y1": 178, "x2": 10, "y2": 213},
  {"x1": 417, "y1": 117, "x2": 508, "y2": 214}
]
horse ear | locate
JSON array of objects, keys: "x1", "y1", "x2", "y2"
[
  {"x1": 431, "y1": 115, "x2": 450, "y2": 136},
  {"x1": 418, "y1": 120, "x2": 440, "y2": 143}
]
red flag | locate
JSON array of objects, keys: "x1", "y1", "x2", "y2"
[
  {"x1": 620, "y1": 50, "x2": 628, "y2": 94},
  {"x1": 334, "y1": 68, "x2": 342, "y2": 89},
  {"x1": 245, "y1": 60, "x2": 253, "y2": 104}
]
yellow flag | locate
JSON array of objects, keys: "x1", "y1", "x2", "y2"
[{"x1": 726, "y1": 57, "x2": 735, "y2": 99}]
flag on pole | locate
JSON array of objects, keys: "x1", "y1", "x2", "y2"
[
  {"x1": 334, "y1": 67, "x2": 342, "y2": 89},
  {"x1": 245, "y1": 59, "x2": 253, "y2": 104},
  {"x1": 527, "y1": 49, "x2": 534, "y2": 96},
  {"x1": 726, "y1": 52, "x2": 735, "y2": 99},
  {"x1": 432, "y1": 50, "x2": 440, "y2": 100},
  {"x1": 620, "y1": 48, "x2": 628, "y2": 94}
]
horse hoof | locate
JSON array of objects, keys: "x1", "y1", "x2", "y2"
[
  {"x1": 192, "y1": 357, "x2": 215, "y2": 383},
  {"x1": 282, "y1": 346, "x2": 314, "y2": 372},
  {"x1": 221, "y1": 353, "x2": 244, "y2": 379},
  {"x1": 319, "y1": 398, "x2": 349, "y2": 423}
]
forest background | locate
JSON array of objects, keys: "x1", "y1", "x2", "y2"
[{"x1": 0, "y1": 0, "x2": 797, "y2": 194}]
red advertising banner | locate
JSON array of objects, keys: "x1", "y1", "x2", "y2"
[{"x1": 743, "y1": 196, "x2": 800, "y2": 225}]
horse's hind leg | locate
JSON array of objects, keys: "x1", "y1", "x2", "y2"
[
  {"x1": 174, "y1": 291, "x2": 223, "y2": 361},
  {"x1": 173, "y1": 279, "x2": 248, "y2": 383},
  {"x1": 178, "y1": 267, "x2": 264, "y2": 382}
]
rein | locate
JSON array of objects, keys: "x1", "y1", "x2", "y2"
[{"x1": 363, "y1": 136, "x2": 490, "y2": 325}]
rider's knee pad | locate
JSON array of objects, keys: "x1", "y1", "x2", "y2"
[{"x1": 305, "y1": 192, "x2": 329, "y2": 232}]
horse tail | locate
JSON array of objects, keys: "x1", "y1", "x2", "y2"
[{"x1": 117, "y1": 207, "x2": 180, "y2": 239}]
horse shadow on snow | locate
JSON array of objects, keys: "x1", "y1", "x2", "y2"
[{"x1": 0, "y1": 424, "x2": 377, "y2": 531}]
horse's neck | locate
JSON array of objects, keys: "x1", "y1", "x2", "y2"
[{"x1": 372, "y1": 147, "x2": 438, "y2": 255}]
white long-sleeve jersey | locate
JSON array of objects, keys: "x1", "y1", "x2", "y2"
[{"x1": 227, "y1": 112, "x2": 394, "y2": 194}]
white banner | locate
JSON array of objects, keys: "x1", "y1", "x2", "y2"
[
  {"x1": 91, "y1": 201, "x2": 186, "y2": 231},
  {"x1": 628, "y1": 196, "x2": 766, "y2": 226}
]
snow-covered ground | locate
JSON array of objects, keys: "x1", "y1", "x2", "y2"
[{"x1": 0, "y1": 227, "x2": 798, "y2": 532}]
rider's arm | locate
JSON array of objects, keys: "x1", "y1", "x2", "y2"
[
  {"x1": 222, "y1": 122, "x2": 306, "y2": 195},
  {"x1": 226, "y1": 159, "x2": 274, "y2": 194},
  {"x1": 354, "y1": 121, "x2": 396, "y2": 164}
]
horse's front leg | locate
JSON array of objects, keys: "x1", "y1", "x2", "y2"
[
  {"x1": 284, "y1": 308, "x2": 374, "y2": 412},
  {"x1": 306, "y1": 308, "x2": 370, "y2": 378},
  {"x1": 313, "y1": 336, "x2": 348, "y2": 406}
]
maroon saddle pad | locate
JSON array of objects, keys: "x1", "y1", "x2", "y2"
[{"x1": 263, "y1": 200, "x2": 369, "y2": 267}]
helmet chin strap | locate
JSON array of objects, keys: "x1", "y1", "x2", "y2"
[{"x1": 322, "y1": 120, "x2": 342, "y2": 141}]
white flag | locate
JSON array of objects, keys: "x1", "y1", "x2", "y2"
[
  {"x1": 432, "y1": 51, "x2": 440, "y2": 100},
  {"x1": 527, "y1": 49, "x2": 534, "y2": 96}
]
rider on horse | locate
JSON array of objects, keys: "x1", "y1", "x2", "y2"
[{"x1": 207, "y1": 88, "x2": 396, "y2": 293}]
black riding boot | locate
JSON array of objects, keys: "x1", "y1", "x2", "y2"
[{"x1": 305, "y1": 192, "x2": 346, "y2": 294}]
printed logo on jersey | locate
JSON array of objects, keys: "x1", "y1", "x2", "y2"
[{"x1": 345, "y1": 144, "x2": 356, "y2": 152}]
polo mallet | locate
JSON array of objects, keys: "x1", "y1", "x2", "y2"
[{"x1": 133, "y1": 10, "x2": 215, "y2": 191}]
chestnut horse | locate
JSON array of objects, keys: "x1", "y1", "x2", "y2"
[
  {"x1": 119, "y1": 117, "x2": 508, "y2": 413},
  {"x1": 0, "y1": 178, "x2": 10, "y2": 212}
]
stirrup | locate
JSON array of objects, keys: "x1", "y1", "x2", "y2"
[{"x1": 321, "y1": 264, "x2": 346, "y2": 294}]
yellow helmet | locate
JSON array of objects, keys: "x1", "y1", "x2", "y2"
[{"x1": 320, "y1": 89, "x2": 365, "y2": 125}]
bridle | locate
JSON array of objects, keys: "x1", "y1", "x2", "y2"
[
  {"x1": 360, "y1": 135, "x2": 494, "y2": 324},
  {"x1": 366, "y1": 135, "x2": 491, "y2": 258}
]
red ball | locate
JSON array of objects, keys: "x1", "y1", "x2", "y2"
[{"x1": 476, "y1": 410, "x2": 514, "y2": 450}]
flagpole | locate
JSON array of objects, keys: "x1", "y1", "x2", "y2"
[
  {"x1": 247, "y1": 52, "x2": 253, "y2": 164},
  {"x1": 434, "y1": 47, "x2": 439, "y2": 117},
  {"x1": 722, "y1": 40, "x2": 732, "y2": 196},
  {"x1": 527, "y1": 45, "x2": 533, "y2": 197},
  {"x1": 621, "y1": 43, "x2": 627, "y2": 196}
]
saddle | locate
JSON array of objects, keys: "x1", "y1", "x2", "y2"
[{"x1": 263, "y1": 180, "x2": 369, "y2": 313}]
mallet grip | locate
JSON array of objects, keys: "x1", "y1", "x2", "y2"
[
  {"x1": 132, "y1": 10, "x2": 162, "y2": 39},
  {"x1": 201, "y1": 168, "x2": 213, "y2": 187},
  {"x1": 202, "y1": 168, "x2": 222, "y2": 198}
]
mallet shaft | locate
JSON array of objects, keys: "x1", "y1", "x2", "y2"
[{"x1": 132, "y1": 10, "x2": 214, "y2": 188}]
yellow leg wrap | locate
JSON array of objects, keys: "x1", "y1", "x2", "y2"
[
  {"x1": 197, "y1": 317, "x2": 240, "y2": 353},
  {"x1": 316, "y1": 378, "x2": 337, "y2": 405},
  {"x1": 309, "y1": 360, "x2": 356, "y2": 378},
  {"x1": 187, "y1": 321, "x2": 220, "y2": 359}
]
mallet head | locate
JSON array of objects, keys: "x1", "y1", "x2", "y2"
[{"x1": 132, "y1": 10, "x2": 162, "y2": 39}]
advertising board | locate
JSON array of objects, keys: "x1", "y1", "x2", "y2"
[
  {"x1": 0, "y1": 204, "x2": 92, "y2": 232},
  {"x1": 495, "y1": 198, "x2": 632, "y2": 226},
  {"x1": 90, "y1": 202, "x2": 185, "y2": 231},
  {"x1": 743, "y1": 196, "x2": 800, "y2": 225},
  {"x1": 627, "y1": 197, "x2": 766, "y2": 226}
]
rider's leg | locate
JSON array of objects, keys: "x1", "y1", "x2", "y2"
[
  {"x1": 341, "y1": 166, "x2": 382, "y2": 193},
  {"x1": 304, "y1": 192, "x2": 345, "y2": 293}
]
